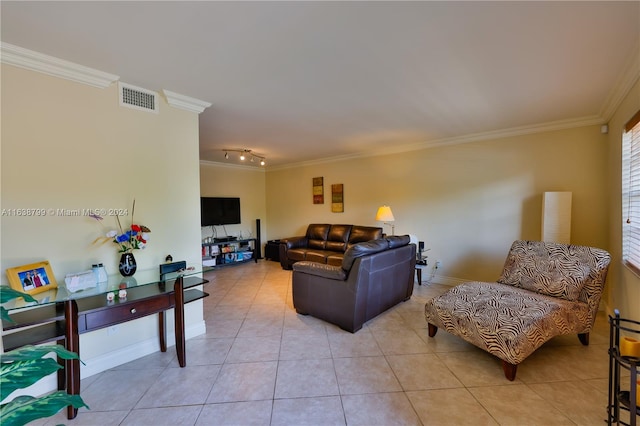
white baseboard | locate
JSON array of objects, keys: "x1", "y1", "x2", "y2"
[
  {"x1": 81, "y1": 319, "x2": 206, "y2": 378},
  {"x1": 4, "y1": 320, "x2": 206, "y2": 401},
  {"x1": 426, "y1": 274, "x2": 468, "y2": 286}
]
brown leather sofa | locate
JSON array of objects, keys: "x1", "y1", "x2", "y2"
[
  {"x1": 279, "y1": 224, "x2": 383, "y2": 270},
  {"x1": 291, "y1": 235, "x2": 416, "y2": 332}
]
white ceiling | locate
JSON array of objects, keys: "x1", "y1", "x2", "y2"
[{"x1": 2, "y1": 1, "x2": 639, "y2": 168}]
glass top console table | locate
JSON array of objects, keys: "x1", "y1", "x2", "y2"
[{"x1": 1, "y1": 264, "x2": 209, "y2": 419}]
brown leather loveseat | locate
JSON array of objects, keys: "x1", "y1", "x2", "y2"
[
  {"x1": 292, "y1": 235, "x2": 416, "y2": 332},
  {"x1": 279, "y1": 224, "x2": 383, "y2": 270}
]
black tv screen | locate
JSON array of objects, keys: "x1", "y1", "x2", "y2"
[{"x1": 201, "y1": 197, "x2": 241, "y2": 226}]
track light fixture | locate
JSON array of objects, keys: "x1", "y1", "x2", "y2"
[{"x1": 221, "y1": 148, "x2": 266, "y2": 166}]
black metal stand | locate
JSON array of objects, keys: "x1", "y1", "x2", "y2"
[{"x1": 608, "y1": 310, "x2": 639, "y2": 426}]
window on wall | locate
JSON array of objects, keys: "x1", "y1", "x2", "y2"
[{"x1": 622, "y1": 109, "x2": 640, "y2": 273}]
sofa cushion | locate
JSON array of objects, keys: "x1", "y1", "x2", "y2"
[
  {"x1": 325, "y1": 224, "x2": 352, "y2": 252},
  {"x1": 326, "y1": 254, "x2": 344, "y2": 267},
  {"x1": 306, "y1": 224, "x2": 330, "y2": 250},
  {"x1": 497, "y1": 240, "x2": 593, "y2": 302},
  {"x1": 347, "y1": 226, "x2": 383, "y2": 247},
  {"x1": 305, "y1": 250, "x2": 334, "y2": 264},
  {"x1": 342, "y1": 238, "x2": 390, "y2": 271},
  {"x1": 293, "y1": 261, "x2": 347, "y2": 280},
  {"x1": 287, "y1": 248, "x2": 308, "y2": 262},
  {"x1": 386, "y1": 235, "x2": 410, "y2": 249}
]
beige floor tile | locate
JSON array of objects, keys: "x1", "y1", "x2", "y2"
[
  {"x1": 407, "y1": 388, "x2": 498, "y2": 426},
  {"x1": 398, "y1": 309, "x2": 433, "y2": 330},
  {"x1": 206, "y1": 361, "x2": 277, "y2": 403},
  {"x1": 271, "y1": 396, "x2": 346, "y2": 426},
  {"x1": 528, "y1": 380, "x2": 609, "y2": 425},
  {"x1": 109, "y1": 349, "x2": 175, "y2": 371},
  {"x1": 437, "y1": 350, "x2": 522, "y2": 387},
  {"x1": 167, "y1": 337, "x2": 233, "y2": 366},
  {"x1": 372, "y1": 328, "x2": 432, "y2": 355},
  {"x1": 237, "y1": 317, "x2": 284, "y2": 337},
  {"x1": 197, "y1": 400, "x2": 273, "y2": 426},
  {"x1": 282, "y1": 310, "x2": 329, "y2": 335},
  {"x1": 135, "y1": 364, "x2": 221, "y2": 408},
  {"x1": 418, "y1": 326, "x2": 479, "y2": 353},
  {"x1": 121, "y1": 406, "x2": 202, "y2": 425},
  {"x1": 43, "y1": 409, "x2": 130, "y2": 426},
  {"x1": 203, "y1": 317, "x2": 243, "y2": 338},
  {"x1": 253, "y1": 287, "x2": 288, "y2": 304},
  {"x1": 515, "y1": 345, "x2": 583, "y2": 383},
  {"x1": 275, "y1": 358, "x2": 339, "y2": 398},
  {"x1": 341, "y1": 392, "x2": 421, "y2": 425},
  {"x1": 80, "y1": 368, "x2": 164, "y2": 411},
  {"x1": 468, "y1": 384, "x2": 575, "y2": 425},
  {"x1": 553, "y1": 344, "x2": 610, "y2": 380},
  {"x1": 584, "y1": 377, "x2": 610, "y2": 394},
  {"x1": 328, "y1": 329, "x2": 383, "y2": 358},
  {"x1": 279, "y1": 332, "x2": 332, "y2": 360},
  {"x1": 365, "y1": 309, "x2": 409, "y2": 331},
  {"x1": 387, "y1": 353, "x2": 463, "y2": 390},
  {"x1": 334, "y1": 356, "x2": 402, "y2": 394},
  {"x1": 225, "y1": 335, "x2": 281, "y2": 363}
]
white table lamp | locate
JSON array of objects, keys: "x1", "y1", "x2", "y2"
[{"x1": 375, "y1": 205, "x2": 395, "y2": 235}]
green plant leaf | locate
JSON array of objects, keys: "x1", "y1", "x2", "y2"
[
  {"x1": 0, "y1": 392, "x2": 88, "y2": 426},
  {"x1": 1, "y1": 286, "x2": 37, "y2": 324},
  {"x1": 0, "y1": 286, "x2": 37, "y2": 304},
  {"x1": 1, "y1": 306, "x2": 13, "y2": 323},
  {"x1": 0, "y1": 358, "x2": 62, "y2": 402},
  {"x1": 1, "y1": 345, "x2": 79, "y2": 363},
  {"x1": 0, "y1": 289, "x2": 89, "y2": 425}
]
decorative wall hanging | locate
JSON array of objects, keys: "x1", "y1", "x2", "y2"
[
  {"x1": 332, "y1": 184, "x2": 344, "y2": 213},
  {"x1": 313, "y1": 177, "x2": 324, "y2": 204}
]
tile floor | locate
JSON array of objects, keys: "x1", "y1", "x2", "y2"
[{"x1": 41, "y1": 260, "x2": 629, "y2": 425}]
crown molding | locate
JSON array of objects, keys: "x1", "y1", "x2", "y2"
[
  {"x1": 599, "y1": 48, "x2": 640, "y2": 121},
  {"x1": 163, "y1": 90, "x2": 211, "y2": 114},
  {"x1": 0, "y1": 42, "x2": 119, "y2": 88},
  {"x1": 267, "y1": 115, "x2": 606, "y2": 171}
]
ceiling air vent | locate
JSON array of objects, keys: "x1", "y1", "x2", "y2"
[{"x1": 119, "y1": 82, "x2": 158, "y2": 113}]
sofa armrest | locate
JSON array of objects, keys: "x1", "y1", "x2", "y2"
[
  {"x1": 292, "y1": 261, "x2": 347, "y2": 281},
  {"x1": 282, "y1": 236, "x2": 308, "y2": 249}
]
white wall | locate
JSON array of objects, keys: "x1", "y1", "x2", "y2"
[
  {"x1": 1, "y1": 64, "x2": 204, "y2": 375},
  {"x1": 199, "y1": 162, "x2": 267, "y2": 249},
  {"x1": 265, "y1": 126, "x2": 609, "y2": 284}
]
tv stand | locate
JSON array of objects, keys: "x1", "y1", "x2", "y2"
[
  {"x1": 202, "y1": 238, "x2": 257, "y2": 268},
  {"x1": 214, "y1": 236, "x2": 237, "y2": 243}
]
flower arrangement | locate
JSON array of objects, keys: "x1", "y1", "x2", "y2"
[{"x1": 91, "y1": 200, "x2": 151, "y2": 253}]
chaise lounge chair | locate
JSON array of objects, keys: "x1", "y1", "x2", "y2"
[{"x1": 424, "y1": 240, "x2": 611, "y2": 380}]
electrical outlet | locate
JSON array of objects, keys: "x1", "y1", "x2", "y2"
[{"x1": 435, "y1": 260, "x2": 442, "y2": 269}]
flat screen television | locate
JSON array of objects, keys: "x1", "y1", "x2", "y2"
[{"x1": 201, "y1": 197, "x2": 241, "y2": 226}]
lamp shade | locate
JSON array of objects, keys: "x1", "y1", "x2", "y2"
[{"x1": 375, "y1": 205, "x2": 395, "y2": 222}]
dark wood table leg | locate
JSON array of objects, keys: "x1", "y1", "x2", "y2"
[
  {"x1": 174, "y1": 276, "x2": 186, "y2": 367},
  {"x1": 158, "y1": 311, "x2": 167, "y2": 352},
  {"x1": 416, "y1": 268, "x2": 422, "y2": 285},
  {"x1": 64, "y1": 300, "x2": 80, "y2": 420}
]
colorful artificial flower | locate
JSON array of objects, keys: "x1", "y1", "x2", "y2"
[{"x1": 91, "y1": 200, "x2": 151, "y2": 253}]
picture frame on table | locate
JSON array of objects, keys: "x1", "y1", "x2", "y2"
[{"x1": 6, "y1": 260, "x2": 58, "y2": 296}]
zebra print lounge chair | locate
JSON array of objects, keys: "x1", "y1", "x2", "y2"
[{"x1": 424, "y1": 240, "x2": 611, "y2": 381}]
